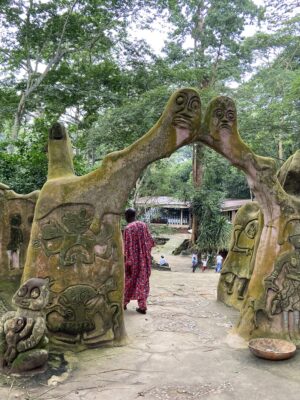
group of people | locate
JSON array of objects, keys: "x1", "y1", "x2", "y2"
[
  {"x1": 191, "y1": 253, "x2": 223, "y2": 273},
  {"x1": 122, "y1": 207, "x2": 224, "y2": 315}
]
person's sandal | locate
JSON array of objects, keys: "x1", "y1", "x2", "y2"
[{"x1": 136, "y1": 308, "x2": 146, "y2": 314}]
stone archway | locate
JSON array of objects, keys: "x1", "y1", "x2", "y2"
[
  {"x1": 197, "y1": 96, "x2": 300, "y2": 344},
  {"x1": 21, "y1": 88, "x2": 202, "y2": 351}
]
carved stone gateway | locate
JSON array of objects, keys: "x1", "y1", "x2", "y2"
[
  {"x1": 0, "y1": 185, "x2": 38, "y2": 277},
  {"x1": 22, "y1": 89, "x2": 201, "y2": 350},
  {"x1": 198, "y1": 97, "x2": 300, "y2": 344}
]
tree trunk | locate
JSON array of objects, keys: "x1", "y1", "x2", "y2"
[
  {"x1": 11, "y1": 93, "x2": 26, "y2": 140},
  {"x1": 191, "y1": 143, "x2": 205, "y2": 244},
  {"x1": 132, "y1": 171, "x2": 147, "y2": 210},
  {"x1": 278, "y1": 133, "x2": 283, "y2": 161}
]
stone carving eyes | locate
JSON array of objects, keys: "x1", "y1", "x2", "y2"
[
  {"x1": 227, "y1": 110, "x2": 236, "y2": 121},
  {"x1": 215, "y1": 108, "x2": 236, "y2": 120},
  {"x1": 176, "y1": 95, "x2": 186, "y2": 105},
  {"x1": 215, "y1": 109, "x2": 223, "y2": 118},
  {"x1": 31, "y1": 287, "x2": 40, "y2": 299},
  {"x1": 189, "y1": 97, "x2": 200, "y2": 111},
  {"x1": 176, "y1": 94, "x2": 200, "y2": 112},
  {"x1": 18, "y1": 286, "x2": 28, "y2": 297}
]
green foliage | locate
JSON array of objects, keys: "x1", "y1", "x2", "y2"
[
  {"x1": 139, "y1": 151, "x2": 193, "y2": 201},
  {"x1": 235, "y1": 15, "x2": 300, "y2": 161},
  {"x1": 202, "y1": 149, "x2": 250, "y2": 198},
  {"x1": 161, "y1": 0, "x2": 262, "y2": 88},
  {"x1": 0, "y1": 0, "x2": 161, "y2": 138},
  {"x1": 88, "y1": 86, "x2": 172, "y2": 160},
  {"x1": 0, "y1": 118, "x2": 90, "y2": 193},
  {"x1": 0, "y1": 132, "x2": 48, "y2": 194},
  {"x1": 0, "y1": 0, "x2": 299, "y2": 204},
  {"x1": 192, "y1": 188, "x2": 232, "y2": 253}
]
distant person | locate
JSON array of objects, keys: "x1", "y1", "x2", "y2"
[
  {"x1": 123, "y1": 208, "x2": 155, "y2": 314},
  {"x1": 201, "y1": 257, "x2": 208, "y2": 272},
  {"x1": 216, "y1": 254, "x2": 223, "y2": 273},
  {"x1": 159, "y1": 255, "x2": 169, "y2": 267},
  {"x1": 192, "y1": 253, "x2": 198, "y2": 273}
]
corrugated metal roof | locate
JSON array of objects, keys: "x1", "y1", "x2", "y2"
[
  {"x1": 221, "y1": 199, "x2": 252, "y2": 211},
  {"x1": 136, "y1": 196, "x2": 252, "y2": 211},
  {"x1": 136, "y1": 196, "x2": 190, "y2": 209}
]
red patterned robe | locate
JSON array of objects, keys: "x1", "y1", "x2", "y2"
[{"x1": 123, "y1": 221, "x2": 155, "y2": 309}]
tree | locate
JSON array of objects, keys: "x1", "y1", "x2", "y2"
[
  {"x1": 0, "y1": 0, "x2": 161, "y2": 138},
  {"x1": 154, "y1": 0, "x2": 262, "y2": 241},
  {"x1": 192, "y1": 188, "x2": 232, "y2": 254},
  {"x1": 235, "y1": 13, "x2": 300, "y2": 161}
]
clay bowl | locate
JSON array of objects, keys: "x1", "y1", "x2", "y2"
[{"x1": 249, "y1": 338, "x2": 296, "y2": 361}]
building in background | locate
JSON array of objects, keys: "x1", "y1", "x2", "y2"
[
  {"x1": 221, "y1": 199, "x2": 252, "y2": 223},
  {"x1": 136, "y1": 196, "x2": 191, "y2": 227},
  {"x1": 136, "y1": 197, "x2": 252, "y2": 227}
]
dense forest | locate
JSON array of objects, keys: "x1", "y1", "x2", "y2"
[{"x1": 0, "y1": 0, "x2": 299, "y2": 250}]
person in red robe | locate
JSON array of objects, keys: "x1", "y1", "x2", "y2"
[{"x1": 123, "y1": 208, "x2": 155, "y2": 314}]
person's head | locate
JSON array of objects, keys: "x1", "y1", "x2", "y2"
[
  {"x1": 125, "y1": 208, "x2": 136, "y2": 223},
  {"x1": 161, "y1": 255, "x2": 164, "y2": 258}
]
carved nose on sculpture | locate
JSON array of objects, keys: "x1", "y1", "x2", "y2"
[{"x1": 49, "y1": 122, "x2": 66, "y2": 140}]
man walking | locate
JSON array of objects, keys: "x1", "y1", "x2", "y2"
[{"x1": 123, "y1": 208, "x2": 155, "y2": 314}]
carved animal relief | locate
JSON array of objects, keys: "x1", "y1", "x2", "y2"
[{"x1": 46, "y1": 278, "x2": 119, "y2": 346}]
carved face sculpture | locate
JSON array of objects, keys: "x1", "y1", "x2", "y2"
[
  {"x1": 12, "y1": 278, "x2": 50, "y2": 311},
  {"x1": 210, "y1": 97, "x2": 237, "y2": 139},
  {"x1": 245, "y1": 220, "x2": 259, "y2": 239},
  {"x1": 49, "y1": 122, "x2": 67, "y2": 140},
  {"x1": 172, "y1": 90, "x2": 201, "y2": 130}
]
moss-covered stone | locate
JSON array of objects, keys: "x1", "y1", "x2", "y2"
[
  {"x1": 22, "y1": 88, "x2": 201, "y2": 351},
  {"x1": 218, "y1": 202, "x2": 263, "y2": 309},
  {"x1": 0, "y1": 278, "x2": 50, "y2": 374},
  {"x1": 199, "y1": 96, "x2": 300, "y2": 344}
]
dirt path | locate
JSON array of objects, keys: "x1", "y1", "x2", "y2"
[{"x1": 152, "y1": 232, "x2": 194, "y2": 272}]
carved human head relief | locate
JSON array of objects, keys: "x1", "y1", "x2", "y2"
[
  {"x1": 172, "y1": 89, "x2": 201, "y2": 130},
  {"x1": 12, "y1": 278, "x2": 50, "y2": 311},
  {"x1": 212, "y1": 97, "x2": 236, "y2": 135},
  {"x1": 208, "y1": 96, "x2": 237, "y2": 140}
]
